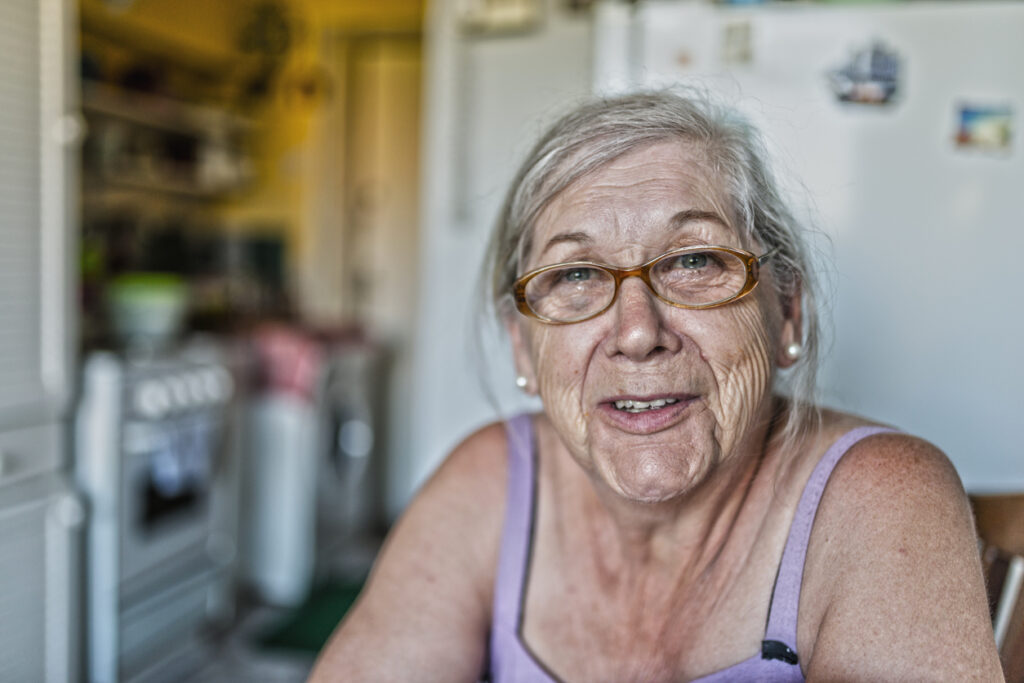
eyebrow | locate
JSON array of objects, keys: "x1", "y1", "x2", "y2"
[
  {"x1": 669, "y1": 208, "x2": 730, "y2": 230},
  {"x1": 537, "y1": 209, "x2": 729, "y2": 260},
  {"x1": 537, "y1": 231, "x2": 594, "y2": 260}
]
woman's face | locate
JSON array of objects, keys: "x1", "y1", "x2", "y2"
[{"x1": 508, "y1": 141, "x2": 799, "y2": 503}]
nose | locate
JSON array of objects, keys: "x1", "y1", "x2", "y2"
[{"x1": 607, "y1": 276, "x2": 681, "y2": 361}]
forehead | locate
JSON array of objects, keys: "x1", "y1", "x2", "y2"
[{"x1": 527, "y1": 140, "x2": 737, "y2": 266}]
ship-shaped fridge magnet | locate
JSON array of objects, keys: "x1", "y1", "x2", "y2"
[{"x1": 828, "y1": 40, "x2": 901, "y2": 106}]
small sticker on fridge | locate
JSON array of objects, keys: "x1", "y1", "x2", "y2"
[
  {"x1": 954, "y1": 103, "x2": 1013, "y2": 153},
  {"x1": 721, "y1": 21, "x2": 753, "y2": 66},
  {"x1": 827, "y1": 41, "x2": 901, "y2": 106}
]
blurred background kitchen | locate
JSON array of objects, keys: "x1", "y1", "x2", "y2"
[{"x1": 3, "y1": 0, "x2": 1024, "y2": 681}]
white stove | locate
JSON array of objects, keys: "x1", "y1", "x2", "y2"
[{"x1": 75, "y1": 340, "x2": 243, "y2": 683}]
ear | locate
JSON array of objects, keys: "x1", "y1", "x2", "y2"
[
  {"x1": 776, "y1": 283, "x2": 803, "y2": 369},
  {"x1": 504, "y1": 314, "x2": 538, "y2": 395}
]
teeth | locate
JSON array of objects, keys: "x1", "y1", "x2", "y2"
[{"x1": 613, "y1": 397, "x2": 679, "y2": 413}]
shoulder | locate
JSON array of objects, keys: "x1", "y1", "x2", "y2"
[
  {"x1": 798, "y1": 422, "x2": 1003, "y2": 680},
  {"x1": 308, "y1": 418, "x2": 515, "y2": 682},
  {"x1": 824, "y1": 428, "x2": 967, "y2": 527},
  {"x1": 407, "y1": 419, "x2": 513, "y2": 565},
  {"x1": 792, "y1": 409, "x2": 967, "y2": 522},
  {"x1": 809, "y1": 429, "x2": 976, "y2": 585},
  {"x1": 810, "y1": 426, "x2": 974, "y2": 574},
  {"x1": 380, "y1": 418, "x2": 512, "y2": 602},
  {"x1": 424, "y1": 418, "x2": 511, "y2": 508},
  {"x1": 391, "y1": 418, "x2": 513, "y2": 595}
]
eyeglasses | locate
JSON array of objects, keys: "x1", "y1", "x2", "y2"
[{"x1": 513, "y1": 245, "x2": 779, "y2": 324}]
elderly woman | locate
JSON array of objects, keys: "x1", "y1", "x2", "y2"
[{"x1": 309, "y1": 92, "x2": 1002, "y2": 681}]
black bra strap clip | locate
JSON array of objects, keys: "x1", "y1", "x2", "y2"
[{"x1": 761, "y1": 639, "x2": 799, "y2": 665}]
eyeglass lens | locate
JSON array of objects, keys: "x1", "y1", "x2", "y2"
[{"x1": 523, "y1": 248, "x2": 749, "y2": 322}]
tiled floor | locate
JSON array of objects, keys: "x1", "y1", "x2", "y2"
[
  {"x1": 189, "y1": 650, "x2": 313, "y2": 683},
  {"x1": 186, "y1": 606, "x2": 317, "y2": 683},
  {"x1": 187, "y1": 538, "x2": 381, "y2": 682}
]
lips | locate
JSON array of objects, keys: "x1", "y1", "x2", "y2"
[{"x1": 598, "y1": 393, "x2": 697, "y2": 434}]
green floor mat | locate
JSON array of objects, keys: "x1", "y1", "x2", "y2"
[{"x1": 256, "y1": 579, "x2": 366, "y2": 653}]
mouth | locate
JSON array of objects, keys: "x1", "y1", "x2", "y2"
[
  {"x1": 612, "y1": 397, "x2": 680, "y2": 413},
  {"x1": 598, "y1": 394, "x2": 698, "y2": 433}
]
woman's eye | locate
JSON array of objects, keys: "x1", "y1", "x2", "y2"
[
  {"x1": 676, "y1": 253, "x2": 709, "y2": 269},
  {"x1": 563, "y1": 267, "x2": 594, "y2": 282}
]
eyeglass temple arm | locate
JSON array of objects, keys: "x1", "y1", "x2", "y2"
[{"x1": 757, "y1": 246, "x2": 781, "y2": 265}]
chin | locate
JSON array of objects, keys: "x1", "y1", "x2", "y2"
[{"x1": 606, "y1": 452, "x2": 705, "y2": 504}]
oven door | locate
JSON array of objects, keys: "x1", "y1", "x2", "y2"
[{"x1": 119, "y1": 412, "x2": 224, "y2": 586}]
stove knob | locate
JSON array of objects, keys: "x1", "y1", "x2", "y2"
[
  {"x1": 186, "y1": 371, "x2": 209, "y2": 405},
  {"x1": 200, "y1": 369, "x2": 219, "y2": 404},
  {"x1": 166, "y1": 375, "x2": 191, "y2": 411},
  {"x1": 206, "y1": 367, "x2": 234, "y2": 403},
  {"x1": 135, "y1": 380, "x2": 170, "y2": 419}
]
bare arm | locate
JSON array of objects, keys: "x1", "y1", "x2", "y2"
[
  {"x1": 308, "y1": 423, "x2": 508, "y2": 682},
  {"x1": 801, "y1": 434, "x2": 1004, "y2": 681}
]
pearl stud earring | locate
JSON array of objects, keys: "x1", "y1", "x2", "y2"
[
  {"x1": 785, "y1": 343, "x2": 802, "y2": 360},
  {"x1": 515, "y1": 376, "x2": 528, "y2": 389}
]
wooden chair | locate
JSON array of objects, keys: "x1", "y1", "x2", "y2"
[{"x1": 972, "y1": 494, "x2": 1024, "y2": 682}]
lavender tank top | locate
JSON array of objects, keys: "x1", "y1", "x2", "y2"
[{"x1": 486, "y1": 414, "x2": 895, "y2": 682}]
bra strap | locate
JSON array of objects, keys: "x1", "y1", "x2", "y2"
[
  {"x1": 492, "y1": 414, "x2": 536, "y2": 633},
  {"x1": 762, "y1": 426, "x2": 898, "y2": 656}
]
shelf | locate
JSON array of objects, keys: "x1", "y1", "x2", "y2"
[
  {"x1": 84, "y1": 173, "x2": 249, "y2": 202},
  {"x1": 81, "y1": 80, "x2": 255, "y2": 138},
  {"x1": 80, "y1": 81, "x2": 257, "y2": 204}
]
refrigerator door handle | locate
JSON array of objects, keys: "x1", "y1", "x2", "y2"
[
  {"x1": 38, "y1": 0, "x2": 78, "y2": 413},
  {"x1": 45, "y1": 492, "x2": 85, "y2": 683}
]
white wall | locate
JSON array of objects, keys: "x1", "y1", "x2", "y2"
[
  {"x1": 621, "y1": 1, "x2": 1024, "y2": 492},
  {"x1": 407, "y1": 0, "x2": 1024, "y2": 512},
  {"x1": 401, "y1": 0, "x2": 593, "y2": 515}
]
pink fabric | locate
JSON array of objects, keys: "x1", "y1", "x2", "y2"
[{"x1": 487, "y1": 414, "x2": 895, "y2": 682}]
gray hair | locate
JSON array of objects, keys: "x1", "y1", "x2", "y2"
[{"x1": 483, "y1": 89, "x2": 822, "y2": 446}]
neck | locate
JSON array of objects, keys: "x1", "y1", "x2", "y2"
[{"x1": 549, "y1": 407, "x2": 781, "y2": 582}]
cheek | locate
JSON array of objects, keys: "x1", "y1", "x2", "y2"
[
  {"x1": 704, "y1": 304, "x2": 776, "y2": 442},
  {"x1": 529, "y1": 331, "x2": 591, "y2": 430}
]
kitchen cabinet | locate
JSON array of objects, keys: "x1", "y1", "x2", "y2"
[
  {"x1": 80, "y1": 79, "x2": 255, "y2": 202},
  {"x1": 77, "y1": 27, "x2": 262, "y2": 347}
]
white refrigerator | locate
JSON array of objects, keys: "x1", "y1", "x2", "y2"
[
  {"x1": 593, "y1": 0, "x2": 1024, "y2": 491},
  {"x1": 0, "y1": 0, "x2": 82, "y2": 680}
]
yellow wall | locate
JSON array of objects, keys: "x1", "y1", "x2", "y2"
[
  {"x1": 79, "y1": 0, "x2": 424, "y2": 294},
  {"x1": 79, "y1": 0, "x2": 423, "y2": 59}
]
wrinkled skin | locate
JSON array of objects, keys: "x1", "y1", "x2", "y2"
[
  {"x1": 308, "y1": 140, "x2": 1003, "y2": 683},
  {"x1": 508, "y1": 140, "x2": 800, "y2": 506}
]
